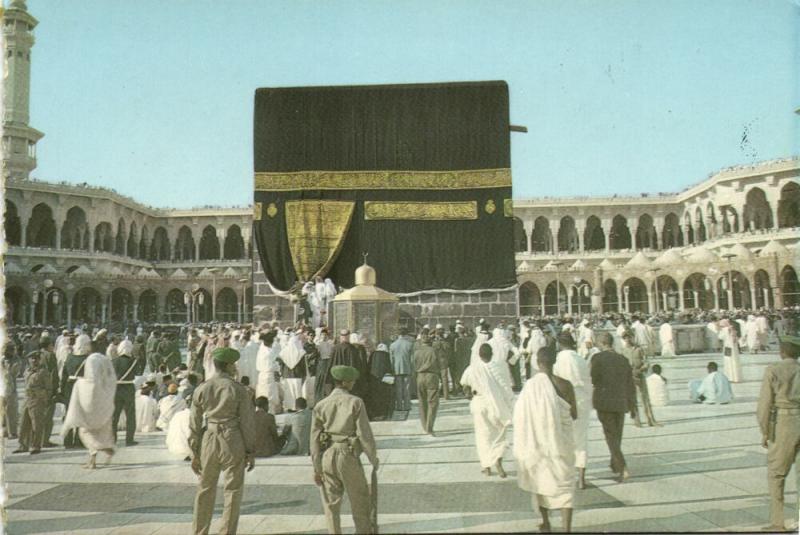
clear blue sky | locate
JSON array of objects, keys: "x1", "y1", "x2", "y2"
[{"x1": 27, "y1": 0, "x2": 799, "y2": 208}]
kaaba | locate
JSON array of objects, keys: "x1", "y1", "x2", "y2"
[{"x1": 252, "y1": 81, "x2": 517, "y2": 325}]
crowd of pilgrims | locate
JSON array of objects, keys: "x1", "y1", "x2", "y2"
[{"x1": 1, "y1": 307, "x2": 797, "y2": 501}]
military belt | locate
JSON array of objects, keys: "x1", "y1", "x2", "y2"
[
  {"x1": 776, "y1": 407, "x2": 800, "y2": 415},
  {"x1": 207, "y1": 419, "x2": 240, "y2": 432}
]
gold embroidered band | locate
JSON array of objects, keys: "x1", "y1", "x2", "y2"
[
  {"x1": 504, "y1": 198, "x2": 513, "y2": 218},
  {"x1": 285, "y1": 200, "x2": 355, "y2": 281},
  {"x1": 364, "y1": 201, "x2": 478, "y2": 221},
  {"x1": 254, "y1": 168, "x2": 511, "y2": 191}
]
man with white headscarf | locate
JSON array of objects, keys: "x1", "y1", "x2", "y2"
[
  {"x1": 59, "y1": 334, "x2": 93, "y2": 449},
  {"x1": 55, "y1": 332, "x2": 72, "y2": 377},
  {"x1": 554, "y1": 332, "x2": 592, "y2": 490},
  {"x1": 238, "y1": 330, "x2": 260, "y2": 387},
  {"x1": 279, "y1": 330, "x2": 307, "y2": 412},
  {"x1": 576, "y1": 319, "x2": 594, "y2": 360},
  {"x1": 659, "y1": 320, "x2": 676, "y2": 357},
  {"x1": 157, "y1": 383, "x2": 187, "y2": 432},
  {"x1": 745, "y1": 315, "x2": 760, "y2": 354},
  {"x1": 256, "y1": 331, "x2": 284, "y2": 414},
  {"x1": 460, "y1": 342, "x2": 514, "y2": 478},
  {"x1": 62, "y1": 347, "x2": 117, "y2": 469},
  {"x1": 514, "y1": 346, "x2": 577, "y2": 533},
  {"x1": 718, "y1": 319, "x2": 743, "y2": 383},
  {"x1": 487, "y1": 327, "x2": 516, "y2": 389},
  {"x1": 135, "y1": 383, "x2": 159, "y2": 433}
]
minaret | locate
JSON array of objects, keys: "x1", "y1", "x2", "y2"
[{"x1": 2, "y1": 0, "x2": 44, "y2": 179}]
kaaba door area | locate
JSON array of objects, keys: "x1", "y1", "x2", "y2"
[{"x1": 252, "y1": 81, "x2": 518, "y2": 335}]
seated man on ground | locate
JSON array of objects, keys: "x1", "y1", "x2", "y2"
[
  {"x1": 253, "y1": 396, "x2": 284, "y2": 457},
  {"x1": 135, "y1": 384, "x2": 159, "y2": 433},
  {"x1": 280, "y1": 397, "x2": 312, "y2": 456},
  {"x1": 156, "y1": 383, "x2": 187, "y2": 431},
  {"x1": 646, "y1": 364, "x2": 670, "y2": 407},
  {"x1": 689, "y1": 362, "x2": 734, "y2": 404}
]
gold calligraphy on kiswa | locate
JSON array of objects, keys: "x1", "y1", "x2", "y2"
[
  {"x1": 363, "y1": 201, "x2": 478, "y2": 221},
  {"x1": 255, "y1": 168, "x2": 511, "y2": 191},
  {"x1": 285, "y1": 200, "x2": 355, "y2": 281}
]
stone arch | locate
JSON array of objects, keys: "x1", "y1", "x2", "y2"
[
  {"x1": 609, "y1": 215, "x2": 631, "y2": 250},
  {"x1": 150, "y1": 226, "x2": 170, "y2": 261},
  {"x1": 110, "y1": 288, "x2": 134, "y2": 324},
  {"x1": 94, "y1": 222, "x2": 114, "y2": 252},
  {"x1": 753, "y1": 269, "x2": 773, "y2": 308},
  {"x1": 683, "y1": 212, "x2": 695, "y2": 244},
  {"x1": 695, "y1": 207, "x2": 706, "y2": 242},
  {"x1": 196, "y1": 289, "x2": 213, "y2": 322},
  {"x1": 684, "y1": 272, "x2": 714, "y2": 310},
  {"x1": 778, "y1": 182, "x2": 800, "y2": 228},
  {"x1": 782, "y1": 265, "x2": 799, "y2": 307},
  {"x1": 717, "y1": 271, "x2": 751, "y2": 309},
  {"x1": 584, "y1": 215, "x2": 605, "y2": 251},
  {"x1": 139, "y1": 225, "x2": 150, "y2": 259},
  {"x1": 622, "y1": 277, "x2": 648, "y2": 312},
  {"x1": 139, "y1": 289, "x2": 158, "y2": 323},
  {"x1": 662, "y1": 213, "x2": 682, "y2": 249},
  {"x1": 224, "y1": 224, "x2": 246, "y2": 259},
  {"x1": 4, "y1": 199, "x2": 21, "y2": 246},
  {"x1": 512, "y1": 217, "x2": 527, "y2": 253},
  {"x1": 602, "y1": 279, "x2": 618, "y2": 312},
  {"x1": 72, "y1": 287, "x2": 104, "y2": 325},
  {"x1": 166, "y1": 288, "x2": 188, "y2": 323},
  {"x1": 115, "y1": 218, "x2": 127, "y2": 255},
  {"x1": 652, "y1": 274, "x2": 679, "y2": 311},
  {"x1": 635, "y1": 213, "x2": 657, "y2": 250},
  {"x1": 743, "y1": 187, "x2": 773, "y2": 230},
  {"x1": 532, "y1": 216, "x2": 551, "y2": 252},
  {"x1": 127, "y1": 221, "x2": 139, "y2": 258},
  {"x1": 27, "y1": 202, "x2": 57, "y2": 247},
  {"x1": 557, "y1": 216, "x2": 579, "y2": 252},
  {"x1": 569, "y1": 278, "x2": 592, "y2": 314},
  {"x1": 519, "y1": 281, "x2": 541, "y2": 317},
  {"x1": 5, "y1": 286, "x2": 29, "y2": 325},
  {"x1": 543, "y1": 280, "x2": 567, "y2": 315},
  {"x1": 175, "y1": 226, "x2": 196, "y2": 261},
  {"x1": 33, "y1": 286, "x2": 67, "y2": 326},
  {"x1": 721, "y1": 206, "x2": 739, "y2": 234},
  {"x1": 199, "y1": 225, "x2": 220, "y2": 260},
  {"x1": 217, "y1": 287, "x2": 239, "y2": 322},
  {"x1": 61, "y1": 206, "x2": 89, "y2": 250}
]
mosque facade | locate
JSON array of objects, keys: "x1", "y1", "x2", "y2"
[{"x1": 3, "y1": 0, "x2": 798, "y2": 328}]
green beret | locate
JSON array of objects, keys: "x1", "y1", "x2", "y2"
[
  {"x1": 779, "y1": 336, "x2": 800, "y2": 358},
  {"x1": 331, "y1": 365, "x2": 359, "y2": 382},
  {"x1": 212, "y1": 347, "x2": 240, "y2": 364}
]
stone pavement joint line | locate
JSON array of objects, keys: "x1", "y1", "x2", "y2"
[{"x1": 5, "y1": 351, "x2": 797, "y2": 533}]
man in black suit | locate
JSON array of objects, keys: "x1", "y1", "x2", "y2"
[{"x1": 591, "y1": 332, "x2": 636, "y2": 482}]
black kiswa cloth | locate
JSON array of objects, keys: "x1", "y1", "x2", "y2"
[{"x1": 253, "y1": 81, "x2": 515, "y2": 293}]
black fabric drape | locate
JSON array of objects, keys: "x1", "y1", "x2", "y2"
[{"x1": 253, "y1": 81, "x2": 515, "y2": 293}]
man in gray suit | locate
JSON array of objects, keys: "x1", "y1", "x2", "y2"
[{"x1": 390, "y1": 328, "x2": 415, "y2": 411}]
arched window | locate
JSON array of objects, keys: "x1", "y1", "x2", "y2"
[
  {"x1": 782, "y1": 266, "x2": 799, "y2": 306},
  {"x1": 743, "y1": 187, "x2": 773, "y2": 230},
  {"x1": 778, "y1": 182, "x2": 800, "y2": 228},
  {"x1": 519, "y1": 282, "x2": 541, "y2": 316},
  {"x1": 557, "y1": 216, "x2": 578, "y2": 252},
  {"x1": 4, "y1": 200, "x2": 21, "y2": 246},
  {"x1": 150, "y1": 227, "x2": 171, "y2": 261},
  {"x1": 26, "y1": 203, "x2": 57, "y2": 248},
  {"x1": 223, "y1": 225, "x2": 246, "y2": 259},
  {"x1": 512, "y1": 218, "x2": 527, "y2": 253},
  {"x1": 602, "y1": 279, "x2": 618, "y2": 312},
  {"x1": 198, "y1": 225, "x2": 220, "y2": 260},
  {"x1": 175, "y1": 226, "x2": 196, "y2": 261},
  {"x1": 61, "y1": 206, "x2": 89, "y2": 250},
  {"x1": 683, "y1": 273, "x2": 714, "y2": 310},
  {"x1": 609, "y1": 215, "x2": 631, "y2": 250},
  {"x1": 622, "y1": 277, "x2": 647, "y2": 312},
  {"x1": 661, "y1": 213, "x2": 682, "y2": 249},
  {"x1": 127, "y1": 221, "x2": 139, "y2": 258},
  {"x1": 115, "y1": 218, "x2": 127, "y2": 255},
  {"x1": 94, "y1": 222, "x2": 114, "y2": 252},
  {"x1": 583, "y1": 215, "x2": 605, "y2": 251},
  {"x1": 635, "y1": 214, "x2": 657, "y2": 250},
  {"x1": 532, "y1": 217, "x2": 551, "y2": 252}
]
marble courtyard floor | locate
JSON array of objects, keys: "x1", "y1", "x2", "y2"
[{"x1": 3, "y1": 350, "x2": 796, "y2": 534}]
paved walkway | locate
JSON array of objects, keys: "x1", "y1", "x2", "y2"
[{"x1": 4, "y1": 350, "x2": 796, "y2": 533}]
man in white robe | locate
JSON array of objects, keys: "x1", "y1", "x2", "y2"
[
  {"x1": 256, "y1": 331, "x2": 284, "y2": 414},
  {"x1": 156, "y1": 383, "x2": 187, "y2": 431},
  {"x1": 55, "y1": 334, "x2": 73, "y2": 377},
  {"x1": 514, "y1": 347, "x2": 576, "y2": 533},
  {"x1": 554, "y1": 332, "x2": 592, "y2": 489},
  {"x1": 755, "y1": 312, "x2": 770, "y2": 350},
  {"x1": 520, "y1": 323, "x2": 547, "y2": 380},
  {"x1": 135, "y1": 385, "x2": 159, "y2": 433},
  {"x1": 487, "y1": 329, "x2": 516, "y2": 389},
  {"x1": 706, "y1": 318, "x2": 721, "y2": 353},
  {"x1": 659, "y1": 321, "x2": 676, "y2": 357},
  {"x1": 688, "y1": 362, "x2": 734, "y2": 404},
  {"x1": 646, "y1": 364, "x2": 670, "y2": 407},
  {"x1": 165, "y1": 407, "x2": 193, "y2": 459},
  {"x1": 460, "y1": 343, "x2": 514, "y2": 477},
  {"x1": 238, "y1": 332, "x2": 260, "y2": 385},
  {"x1": 631, "y1": 317, "x2": 652, "y2": 355},
  {"x1": 745, "y1": 315, "x2": 760, "y2": 354},
  {"x1": 61, "y1": 351, "x2": 117, "y2": 469},
  {"x1": 576, "y1": 320, "x2": 594, "y2": 360},
  {"x1": 718, "y1": 319, "x2": 743, "y2": 383}
]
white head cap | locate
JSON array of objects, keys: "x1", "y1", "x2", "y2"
[
  {"x1": 117, "y1": 339, "x2": 133, "y2": 356},
  {"x1": 377, "y1": 343, "x2": 388, "y2": 352}
]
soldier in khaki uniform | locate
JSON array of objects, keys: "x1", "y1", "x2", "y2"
[
  {"x1": 414, "y1": 335, "x2": 441, "y2": 436},
  {"x1": 311, "y1": 365, "x2": 379, "y2": 534},
  {"x1": 13, "y1": 352, "x2": 52, "y2": 454},
  {"x1": 189, "y1": 347, "x2": 256, "y2": 535},
  {"x1": 757, "y1": 335, "x2": 800, "y2": 531}
]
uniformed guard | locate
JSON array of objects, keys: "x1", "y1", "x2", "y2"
[
  {"x1": 13, "y1": 352, "x2": 52, "y2": 454},
  {"x1": 189, "y1": 347, "x2": 256, "y2": 535},
  {"x1": 757, "y1": 335, "x2": 800, "y2": 531},
  {"x1": 414, "y1": 334, "x2": 441, "y2": 436},
  {"x1": 112, "y1": 339, "x2": 139, "y2": 446},
  {"x1": 39, "y1": 337, "x2": 59, "y2": 447},
  {"x1": 311, "y1": 365, "x2": 379, "y2": 534}
]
